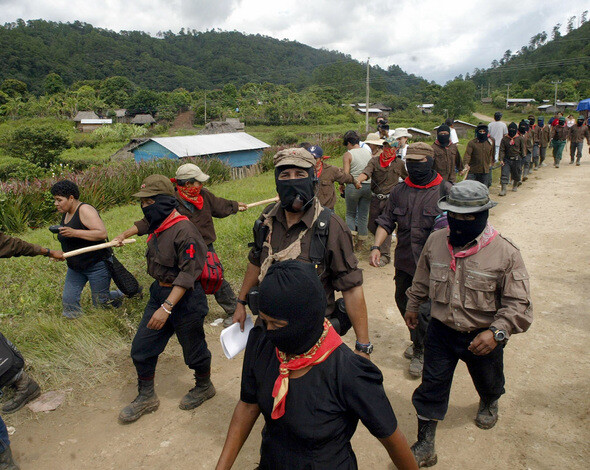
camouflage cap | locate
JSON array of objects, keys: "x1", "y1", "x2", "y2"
[
  {"x1": 132, "y1": 174, "x2": 176, "y2": 198},
  {"x1": 273, "y1": 148, "x2": 315, "y2": 169},
  {"x1": 405, "y1": 142, "x2": 434, "y2": 160}
]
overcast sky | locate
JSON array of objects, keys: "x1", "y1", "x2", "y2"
[{"x1": 1, "y1": 0, "x2": 588, "y2": 84}]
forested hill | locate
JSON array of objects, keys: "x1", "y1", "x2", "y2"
[{"x1": 0, "y1": 19, "x2": 427, "y2": 95}]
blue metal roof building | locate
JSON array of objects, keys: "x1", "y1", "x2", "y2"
[{"x1": 132, "y1": 132, "x2": 270, "y2": 167}]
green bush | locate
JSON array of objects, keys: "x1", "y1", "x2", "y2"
[
  {"x1": 2, "y1": 124, "x2": 70, "y2": 168},
  {"x1": 59, "y1": 143, "x2": 121, "y2": 170},
  {"x1": 89, "y1": 123, "x2": 148, "y2": 143},
  {"x1": 271, "y1": 129, "x2": 298, "y2": 146},
  {"x1": 0, "y1": 156, "x2": 46, "y2": 181}
]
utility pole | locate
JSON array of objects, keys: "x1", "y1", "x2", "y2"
[
  {"x1": 505, "y1": 83, "x2": 511, "y2": 109},
  {"x1": 204, "y1": 91, "x2": 207, "y2": 124},
  {"x1": 480, "y1": 84, "x2": 484, "y2": 101},
  {"x1": 552, "y1": 80, "x2": 562, "y2": 109},
  {"x1": 488, "y1": 83, "x2": 491, "y2": 98},
  {"x1": 365, "y1": 57, "x2": 370, "y2": 133}
]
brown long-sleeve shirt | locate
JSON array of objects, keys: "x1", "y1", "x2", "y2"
[
  {"x1": 499, "y1": 135, "x2": 526, "y2": 161},
  {"x1": 568, "y1": 124, "x2": 590, "y2": 144},
  {"x1": 550, "y1": 125, "x2": 568, "y2": 141},
  {"x1": 361, "y1": 155, "x2": 407, "y2": 195},
  {"x1": 0, "y1": 232, "x2": 45, "y2": 258},
  {"x1": 406, "y1": 228, "x2": 532, "y2": 338},
  {"x1": 533, "y1": 125, "x2": 551, "y2": 147},
  {"x1": 463, "y1": 138, "x2": 495, "y2": 174},
  {"x1": 317, "y1": 163, "x2": 354, "y2": 210},
  {"x1": 432, "y1": 142, "x2": 462, "y2": 183}
]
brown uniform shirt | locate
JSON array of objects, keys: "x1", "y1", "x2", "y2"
[
  {"x1": 568, "y1": 124, "x2": 590, "y2": 144},
  {"x1": 432, "y1": 142, "x2": 462, "y2": 183},
  {"x1": 551, "y1": 125, "x2": 568, "y2": 141},
  {"x1": 406, "y1": 228, "x2": 532, "y2": 338},
  {"x1": 361, "y1": 155, "x2": 407, "y2": 195},
  {"x1": 463, "y1": 138, "x2": 495, "y2": 174},
  {"x1": 499, "y1": 135, "x2": 526, "y2": 161},
  {"x1": 248, "y1": 203, "x2": 363, "y2": 316},
  {"x1": 317, "y1": 163, "x2": 354, "y2": 210},
  {"x1": 0, "y1": 232, "x2": 44, "y2": 258},
  {"x1": 139, "y1": 216, "x2": 207, "y2": 290},
  {"x1": 533, "y1": 125, "x2": 551, "y2": 147},
  {"x1": 522, "y1": 130, "x2": 533, "y2": 153}
]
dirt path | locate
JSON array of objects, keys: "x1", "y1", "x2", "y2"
[{"x1": 7, "y1": 146, "x2": 590, "y2": 469}]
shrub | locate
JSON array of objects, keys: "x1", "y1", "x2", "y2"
[
  {"x1": 271, "y1": 129, "x2": 298, "y2": 146},
  {"x1": 3, "y1": 124, "x2": 70, "y2": 168},
  {"x1": 89, "y1": 123, "x2": 148, "y2": 143},
  {"x1": 0, "y1": 157, "x2": 46, "y2": 181}
]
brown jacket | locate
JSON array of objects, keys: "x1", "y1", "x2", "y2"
[
  {"x1": 431, "y1": 142, "x2": 462, "y2": 183},
  {"x1": 522, "y1": 130, "x2": 533, "y2": 153},
  {"x1": 317, "y1": 163, "x2": 354, "y2": 210},
  {"x1": 533, "y1": 125, "x2": 551, "y2": 147},
  {"x1": 361, "y1": 154, "x2": 407, "y2": 195},
  {"x1": 375, "y1": 181, "x2": 452, "y2": 276},
  {"x1": 499, "y1": 135, "x2": 526, "y2": 161},
  {"x1": 0, "y1": 232, "x2": 45, "y2": 258},
  {"x1": 568, "y1": 124, "x2": 590, "y2": 144},
  {"x1": 551, "y1": 125, "x2": 568, "y2": 141},
  {"x1": 463, "y1": 138, "x2": 495, "y2": 174},
  {"x1": 407, "y1": 228, "x2": 532, "y2": 337},
  {"x1": 248, "y1": 203, "x2": 362, "y2": 316}
]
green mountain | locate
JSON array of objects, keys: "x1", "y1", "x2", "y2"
[{"x1": 0, "y1": 19, "x2": 427, "y2": 96}]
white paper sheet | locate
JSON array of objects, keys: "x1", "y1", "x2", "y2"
[{"x1": 220, "y1": 316, "x2": 254, "y2": 359}]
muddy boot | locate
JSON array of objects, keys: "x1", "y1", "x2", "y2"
[
  {"x1": 411, "y1": 418, "x2": 438, "y2": 467},
  {"x1": 179, "y1": 375, "x2": 216, "y2": 410},
  {"x1": 2, "y1": 371, "x2": 41, "y2": 414},
  {"x1": 118, "y1": 379, "x2": 159, "y2": 424},
  {"x1": 498, "y1": 184, "x2": 507, "y2": 196},
  {"x1": 403, "y1": 344, "x2": 414, "y2": 359},
  {"x1": 512, "y1": 181, "x2": 519, "y2": 192},
  {"x1": 569, "y1": 158, "x2": 574, "y2": 164},
  {"x1": 475, "y1": 399, "x2": 499, "y2": 429},
  {"x1": 409, "y1": 345, "x2": 424, "y2": 378},
  {"x1": 576, "y1": 157, "x2": 581, "y2": 166},
  {"x1": 0, "y1": 446, "x2": 19, "y2": 470}
]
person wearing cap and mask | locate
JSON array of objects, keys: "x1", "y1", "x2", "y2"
[
  {"x1": 432, "y1": 124, "x2": 462, "y2": 183},
  {"x1": 488, "y1": 112, "x2": 507, "y2": 163},
  {"x1": 568, "y1": 116, "x2": 590, "y2": 166},
  {"x1": 518, "y1": 120, "x2": 534, "y2": 181},
  {"x1": 216, "y1": 260, "x2": 418, "y2": 470},
  {"x1": 371, "y1": 143, "x2": 452, "y2": 378},
  {"x1": 114, "y1": 175, "x2": 214, "y2": 424},
  {"x1": 405, "y1": 180, "x2": 532, "y2": 467},
  {"x1": 550, "y1": 116, "x2": 569, "y2": 167},
  {"x1": 461, "y1": 124, "x2": 495, "y2": 187},
  {"x1": 533, "y1": 117, "x2": 551, "y2": 168},
  {"x1": 498, "y1": 122, "x2": 526, "y2": 196},
  {"x1": 301, "y1": 144, "x2": 355, "y2": 210},
  {"x1": 356, "y1": 134, "x2": 407, "y2": 266}
]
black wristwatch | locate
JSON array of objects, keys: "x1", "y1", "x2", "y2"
[
  {"x1": 355, "y1": 341, "x2": 374, "y2": 354},
  {"x1": 370, "y1": 245, "x2": 381, "y2": 252},
  {"x1": 237, "y1": 298, "x2": 248, "y2": 306},
  {"x1": 489, "y1": 326, "x2": 507, "y2": 344}
]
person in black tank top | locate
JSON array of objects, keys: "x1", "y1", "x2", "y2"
[{"x1": 51, "y1": 180, "x2": 123, "y2": 318}]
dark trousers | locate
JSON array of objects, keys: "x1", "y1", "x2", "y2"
[
  {"x1": 532, "y1": 143, "x2": 546, "y2": 167},
  {"x1": 0, "y1": 416, "x2": 8, "y2": 452},
  {"x1": 207, "y1": 244, "x2": 237, "y2": 316},
  {"x1": 500, "y1": 158, "x2": 521, "y2": 185},
  {"x1": 394, "y1": 270, "x2": 430, "y2": 350},
  {"x1": 131, "y1": 281, "x2": 211, "y2": 379},
  {"x1": 368, "y1": 196, "x2": 392, "y2": 257},
  {"x1": 412, "y1": 318, "x2": 505, "y2": 421},
  {"x1": 570, "y1": 142, "x2": 584, "y2": 162},
  {"x1": 466, "y1": 172, "x2": 490, "y2": 187},
  {"x1": 522, "y1": 151, "x2": 532, "y2": 175}
]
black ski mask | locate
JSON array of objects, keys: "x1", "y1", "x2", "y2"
[
  {"x1": 578, "y1": 119, "x2": 585, "y2": 126},
  {"x1": 259, "y1": 260, "x2": 326, "y2": 355},
  {"x1": 448, "y1": 210, "x2": 489, "y2": 248},
  {"x1": 437, "y1": 124, "x2": 451, "y2": 146},
  {"x1": 508, "y1": 122, "x2": 517, "y2": 138},
  {"x1": 142, "y1": 194, "x2": 178, "y2": 233},
  {"x1": 406, "y1": 155, "x2": 437, "y2": 186},
  {"x1": 275, "y1": 165, "x2": 315, "y2": 213},
  {"x1": 518, "y1": 121, "x2": 529, "y2": 135},
  {"x1": 476, "y1": 125, "x2": 488, "y2": 142}
]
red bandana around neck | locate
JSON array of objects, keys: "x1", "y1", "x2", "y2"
[
  {"x1": 271, "y1": 319, "x2": 342, "y2": 420},
  {"x1": 379, "y1": 148, "x2": 396, "y2": 168},
  {"x1": 446, "y1": 223, "x2": 498, "y2": 271},
  {"x1": 316, "y1": 161, "x2": 324, "y2": 178},
  {"x1": 147, "y1": 210, "x2": 189, "y2": 241},
  {"x1": 404, "y1": 173, "x2": 443, "y2": 189},
  {"x1": 175, "y1": 183, "x2": 204, "y2": 210}
]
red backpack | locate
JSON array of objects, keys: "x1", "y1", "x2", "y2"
[{"x1": 200, "y1": 251, "x2": 224, "y2": 294}]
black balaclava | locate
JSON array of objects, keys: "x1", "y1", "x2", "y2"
[
  {"x1": 448, "y1": 210, "x2": 489, "y2": 248},
  {"x1": 577, "y1": 118, "x2": 585, "y2": 126},
  {"x1": 476, "y1": 125, "x2": 488, "y2": 142},
  {"x1": 142, "y1": 194, "x2": 179, "y2": 233},
  {"x1": 259, "y1": 260, "x2": 327, "y2": 355},
  {"x1": 508, "y1": 122, "x2": 518, "y2": 138},
  {"x1": 437, "y1": 124, "x2": 451, "y2": 146},
  {"x1": 406, "y1": 155, "x2": 437, "y2": 186},
  {"x1": 528, "y1": 117, "x2": 535, "y2": 126},
  {"x1": 275, "y1": 165, "x2": 315, "y2": 213},
  {"x1": 518, "y1": 120, "x2": 529, "y2": 135},
  {"x1": 538, "y1": 118, "x2": 544, "y2": 128}
]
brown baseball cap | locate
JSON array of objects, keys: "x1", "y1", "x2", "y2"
[
  {"x1": 132, "y1": 174, "x2": 176, "y2": 198},
  {"x1": 405, "y1": 142, "x2": 434, "y2": 160},
  {"x1": 273, "y1": 148, "x2": 315, "y2": 169}
]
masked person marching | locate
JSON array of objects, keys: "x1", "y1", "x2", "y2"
[
  {"x1": 461, "y1": 124, "x2": 495, "y2": 188},
  {"x1": 216, "y1": 260, "x2": 418, "y2": 470},
  {"x1": 533, "y1": 117, "x2": 551, "y2": 169},
  {"x1": 518, "y1": 120, "x2": 534, "y2": 181},
  {"x1": 370, "y1": 143, "x2": 451, "y2": 378},
  {"x1": 432, "y1": 124, "x2": 462, "y2": 183},
  {"x1": 498, "y1": 122, "x2": 526, "y2": 196},
  {"x1": 232, "y1": 148, "x2": 373, "y2": 358},
  {"x1": 550, "y1": 116, "x2": 568, "y2": 168},
  {"x1": 568, "y1": 115, "x2": 590, "y2": 166},
  {"x1": 114, "y1": 175, "x2": 214, "y2": 424},
  {"x1": 405, "y1": 180, "x2": 532, "y2": 467}
]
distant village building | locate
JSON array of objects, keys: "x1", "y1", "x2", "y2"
[
  {"x1": 132, "y1": 132, "x2": 269, "y2": 167},
  {"x1": 480, "y1": 97, "x2": 492, "y2": 104},
  {"x1": 114, "y1": 109, "x2": 129, "y2": 123},
  {"x1": 506, "y1": 98, "x2": 536, "y2": 108},
  {"x1": 434, "y1": 120, "x2": 477, "y2": 138},
  {"x1": 79, "y1": 119, "x2": 112, "y2": 133},
  {"x1": 407, "y1": 127, "x2": 432, "y2": 140},
  {"x1": 538, "y1": 101, "x2": 579, "y2": 114},
  {"x1": 73, "y1": 111, "x2": 99, "y2": 130},
  {"x1": 130, "y1": 114, "x2": 156, "y2": 126},
  {"x1": 417, "y1": 104, "x2": 434, "y2": 114},
  {"x1": 356, "y1": 107, "x2": 383, "y2": 117}
]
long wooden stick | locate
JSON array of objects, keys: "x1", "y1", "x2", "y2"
[
  {"x1": 246, "y1": 196, "x2": 279, "y2": 209},
  {"x1": 63, "y1": 239, "x2": 136, "y2": 259}
]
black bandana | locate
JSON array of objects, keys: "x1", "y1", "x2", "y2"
[
  {"x1": 275, "y1": 166, "x2": 315, "y2": 213},
  {"x1": 142, "y1": 195, "x2": 178, "y2": 233},
  {"x1": 508, "y1": 122, "x2": 517, "y2": 138},
  {"x1": 448, "y1": 210, "x2": 488, "y2": 248},
  {"x1": 406, "y1": 156, "x2": 437, "y2": 186}
]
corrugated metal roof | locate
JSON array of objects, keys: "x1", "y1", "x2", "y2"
[
  {"x1": 507, "y1": 98, "x2": 535, "y2": 103},
  {"x1": 81, "y1": 119, "x2": 112, "y2": 124},
  {"x1": 408, "y1": 127, "x2": 431, "y2": 135},
  {"x1": 357, "y1": 108, "x2": 383, "y2": 113},
  {"x1": 149, "y1": 132, "x2": 270, "y2": 157}
]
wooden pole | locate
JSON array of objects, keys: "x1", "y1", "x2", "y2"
[
  {"x1": 365, "y1": 57, "x2": 370, "y2": 133},
  {"x1": 63, "y1": 239, "x2": 136, "y2": 259},
  {"x1": 246, "y1": 197, "x2": 279, "y2": 209}
]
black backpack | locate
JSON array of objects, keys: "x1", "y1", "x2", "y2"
[{"x1": 0, "y1": 333, "x2": 24, "y2": 388}]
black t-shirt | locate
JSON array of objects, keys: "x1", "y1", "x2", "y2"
[{"x1": 241, "y1": 326, "x2": 398, "y2": 470}]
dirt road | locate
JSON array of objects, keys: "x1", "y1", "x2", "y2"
[{"x1": 7, "y1": 145, "x2": 590, "y2": 469}]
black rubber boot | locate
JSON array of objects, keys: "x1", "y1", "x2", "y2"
[
  {"x1": 118, "y1": 379, "x2": 160, "y2": 424},
  {"x1": 411, "y1": 418, "x2": 438, "y2": 467},
  {"x1": 2, "y1": 371, "x2": 41, "y2": 414},
  {"x1": 498, "y1": 184, "x2": 507, "y2": 196},
  {"x1": 179, "y1": 375, "x2": 216, "y2": 410},
  {"x1": 409, "y1": 345, "x2": 424, "y2": 378},
  {"x1": 475, "y1": 399, "x2": 499, "y2": 429},
  {"x1": 512, "y1": 181, "x2": 519, "y2": 192},
  {"x1": 0, "y1": 445, "x2": 19, "y2": 470}
]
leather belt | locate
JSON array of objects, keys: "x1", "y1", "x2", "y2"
[
  {"x1": 159, "y1": 281, "x2": 173, "y2": 287},
  {"x1": 372, "y1": 192, "x2": 389, "y2": 200}
]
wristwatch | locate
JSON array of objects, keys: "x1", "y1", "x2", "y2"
[
  {"x1": 370, "y1": 245, "x2": 381, "y2": 252},
  {"x1": 489, "y1": 326, "x2": 507, "y2": 344},
  {"x1": 355, "y1": 341, "x2": 374, "y2": 354}
]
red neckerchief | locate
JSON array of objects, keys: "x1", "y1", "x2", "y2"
[
  {"x1": 147, "y1": 210, "x2": 189, "y2": 241},
  {"x1": 404, "y1": 173, "x2": 443, "y2": 189},
  {"x1": 447, "y1": 224, "x2": 498, "y2": 271},
  {"x1": 172, "y1": 181, "x2": 204, "y2": 210},
  {"x1": 379, "y1": 147, "x2": 396, "y2": 168},
  {"x1": 507, "y1": 134, "x2": 517, "y2": 145},
  {"x1": 316, "y1": 161, "x2": 324, "y2": 178},
  {"x1": 271, "y1": 319, "x2": 342, "y2": 420}
]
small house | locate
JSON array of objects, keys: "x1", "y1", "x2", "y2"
[
  {"x1": 130, "y1": 114, "x2": 156, "y2": 126},
  {"x1": 407, "y1": 127, "x2": 432, "y2": 140},
  {"x1": 506, "y1": 98, "x2": 536, "y2": 108},
  {"x1": 114, "y1": 109, "x2": 129, "y2": 123},
  {"x1": 434, "y1": 120, "x2": 477, "y2": 138},
  {"x1": 79, "y1": 119, "x2": 112, "y2": 133},
  {"x1": 538, "y1": 101, "x2": 579, "y2": 114},
  {"x1": 132, "y1": 132, "x2": 270, "y2": 167},
  {"x1": 73, "y1": 111, "x2": 99, "y2": 123},
  {"x1": 417, "y1": 104, "x2": 434, "y2": 114},
  {"x1": 356, "y1": 107, "x2": 383, "y2": 117},
  {"x1": 372, "y1": 103, "x2": 392, "y2": 112},
  {"x1": 481, "y1": 97, "x2": 492, "y2": 104}
]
